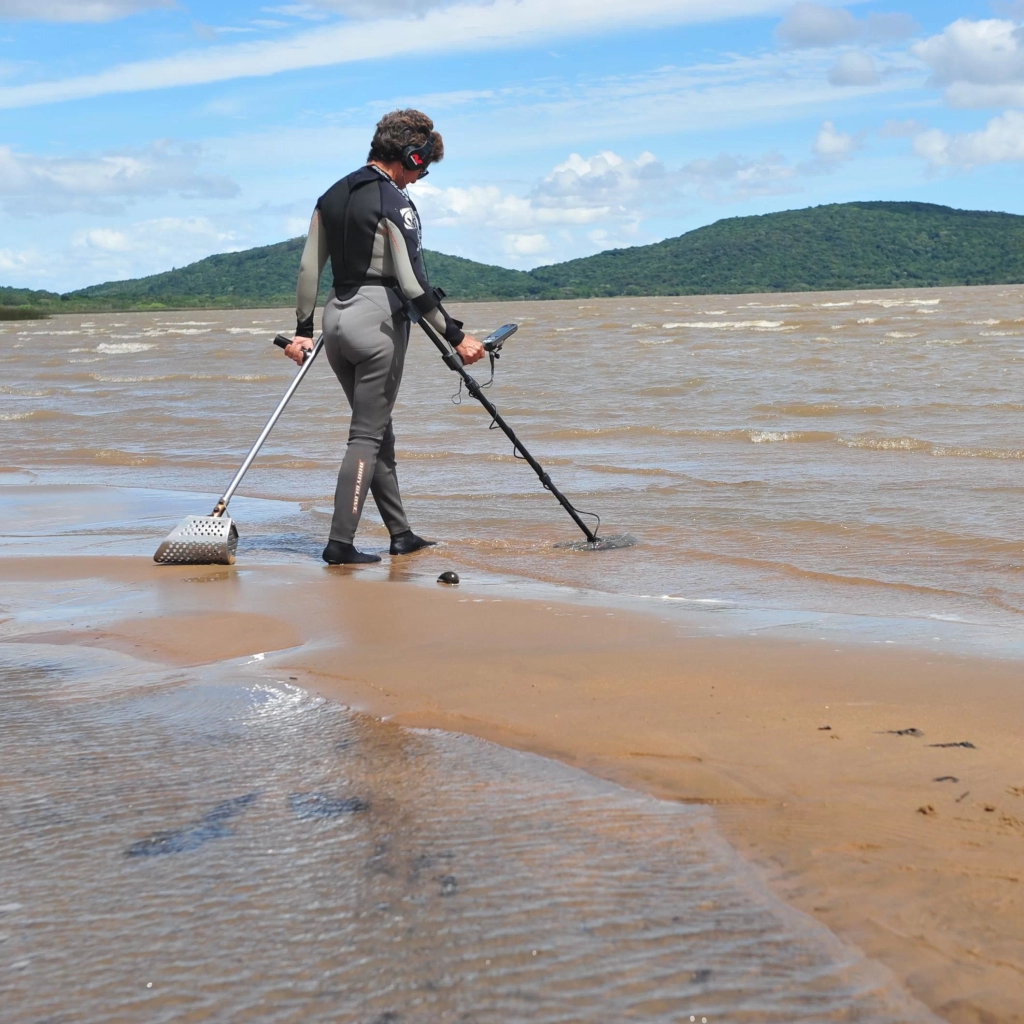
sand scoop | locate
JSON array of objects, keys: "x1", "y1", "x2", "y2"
[{"x1": 154, "y1": 334, "x2": 323, "y2": 565}]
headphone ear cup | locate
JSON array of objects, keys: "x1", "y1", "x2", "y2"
[{"x1": 402, "y1": 137, "x2": 434, "y2": 171}]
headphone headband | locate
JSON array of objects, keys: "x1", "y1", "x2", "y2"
[{"x1": 401, "y1": 135, "x2": 434, "y2": 172}]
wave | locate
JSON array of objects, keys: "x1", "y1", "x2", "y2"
[
  {"x1": 749, "y1": 430, "x2": 836, "y2": 443},
  {"x1": 89, "y1": 374, "x2": 170, "y2": 383},
  {"x1": 662, "y1": 320, "x2": 784, "y2": 330},
  {"x1": 0, "y1": 409, "x2": 63, "y2": 422},
  {"x1": 883, "y1": 331, "x2": 921, "y2": 339},
  {"x1": 857, "y1": 298, "x2": 941, "y2": 308},
  {"x1": 95, "y1": 343, "x2": 156, "y2": 354},
  {"x1": 839, "y1": 436, "x2": 1024, "y2": 459}
]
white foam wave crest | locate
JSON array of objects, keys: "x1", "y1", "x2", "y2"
[
  {"x1": 857, "y1": 298, "x2": 941, "y2": 308},
  {"x1": 662, "y1": 320, "x2": 783, "y2": 330},
  {"x1": 95, "y1": 343, "x2": 156, "y2": 354}
]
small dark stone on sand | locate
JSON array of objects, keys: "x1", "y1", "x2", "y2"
[
  {"x1": 818, "y1": 725, "x2": 831, "y2": 730},
  {"x1": 437, "y1": 571, "x2": 460, "y2": 586},
  {"x1": 289, "y1": 792, "x2": 369, "y2": 820},
  {"x1": 928, "y1": 741, "x2": 976, "y2": 749},
  {"x1": 934, "y1": 776, "x2": 959, "y2": 783},
  {"x1": 886, "y1": 728, "x2": 924, "y2": 737}
]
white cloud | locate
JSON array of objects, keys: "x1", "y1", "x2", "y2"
[
  {"x1": 61, "y1": 216, "x2": 243, "y2": 283},
  {"x1": 813, "y1": 119, "x2": 858, "y2": 159},
  {"x1": 0, "y1": 141, "x2": 238, "y2": 213},
  {"x1": 680, "y1": 152, "x2": 798, "y2": 200},
  {"x1": 409, "y1": 149, "x2": 669, "y2": 265},
  {"x1": 879, "y1": 118, "x2": 925, "y2": 138},
  {"x1": 776, "y1": 3, "x2": 916, "y2": 50},
  {"x1": 913, "y1": 109, "x2": 1024, "y2": 168},
  {"x1": 0, "y1": 0, "x2": 170, "y2": 21},
  {"x1": 913, "y1": 18, "x2": 1024, "y2": 108},
  {"x1": 774, "y1": 3, "x2": 921, "y2": 50},
  {"x1": 305, "y1": 0, "x2": 450, "y2": 14},
  {"x1": 1, "y1": 216, "x2": 244, "y2": 290},
  {"x1": 828, "y1": 50, "x2": 879, "y2": 87},
  {"x1": 776, "y1": 3, "x2": 858, "y2": 48},
  {"x1": 863, "y1": 11, "x2": 918, "y2": 45},
  {"x1": 504, "y1": 233, "x2": 551, "y2": 256},
  {"x1": 414, "y1": 150, "x2": 664, "y2": 234},
  {"x1": 83, "y1": 228, "x2": 131, "y2": 251},
  {"x1": 0, "y1": 0, "x2": 798, "y2": 109}
]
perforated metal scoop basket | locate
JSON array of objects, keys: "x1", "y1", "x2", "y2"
[
  {"x1": 153, "y1": 334, "x2": 322, "y2": 566},
  {"x1": 154, "y1": 514, "x2": 240, "y2": 565}
]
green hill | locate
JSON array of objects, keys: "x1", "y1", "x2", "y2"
[
  {"x1": 528, "y1": 201, "x2": 1024, "y2": 297},
  {"x1": 4, "y1": 202, "x2": 1024, "y2": 314}
]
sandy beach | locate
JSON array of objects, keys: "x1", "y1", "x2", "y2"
[{"x1": 3, "y1": 550, "x2": 1020, "y2": 1022}]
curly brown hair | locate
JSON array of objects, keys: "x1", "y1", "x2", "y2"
[{"x1": 367, "y1": 109, "x2": 445, "y2": 166}]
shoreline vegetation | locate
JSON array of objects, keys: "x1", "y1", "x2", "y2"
[{"x1": 3, "y1": 200, "x2": 1024, "y2": 317}]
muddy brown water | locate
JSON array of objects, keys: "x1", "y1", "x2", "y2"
[{"x1": 3, "y1": 287, "x2": 1024, "y2": 652}]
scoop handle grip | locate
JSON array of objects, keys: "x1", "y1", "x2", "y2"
[{"x1": 274, "y1": 333, "x2": 313, "y2": 363}]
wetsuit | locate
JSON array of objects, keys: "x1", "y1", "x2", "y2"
[{"x1": 295, "y1": 165, "x2": 464, "y2": 545}]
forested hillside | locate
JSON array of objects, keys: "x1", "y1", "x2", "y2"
[{"x1": 4, "y1": 202, "x2": 1023, "y2": 317}]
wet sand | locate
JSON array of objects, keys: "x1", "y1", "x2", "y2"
[{"x1": 3, "y1": 553, "x2": 1020, "y2": 1022}]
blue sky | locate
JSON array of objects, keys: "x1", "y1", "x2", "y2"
[{"x1": 1, "y1": 0, "x2": 1023, "y2": 290}]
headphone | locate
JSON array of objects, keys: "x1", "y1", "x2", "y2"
[{"x1": 401, "y1": 135, "x2": 434, "y2": 174}]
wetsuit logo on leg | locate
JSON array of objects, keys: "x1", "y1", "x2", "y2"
[{"x1": 352, "y1": 459, "x2": 365, "y2": 515}]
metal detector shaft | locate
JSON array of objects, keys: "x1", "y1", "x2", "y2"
[
  {"x1": 210, "y1": 333, "x2": 324, "y2": 517},
  {"x1": 415, "y1": 319, "x2": 597, "y2": 544}
]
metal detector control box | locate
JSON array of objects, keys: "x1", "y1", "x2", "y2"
[{"x1": 481, "y1": 323, "x2": 517, "y2": 354}]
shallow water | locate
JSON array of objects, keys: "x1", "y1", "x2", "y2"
[
  {"x1": 3, "y1": 288, "x2": 1024, "y2": 654},
  {"x1": 0, "y1": 643, "x2": 934, "y2": 1022}
]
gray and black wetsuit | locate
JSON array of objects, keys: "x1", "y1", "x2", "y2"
[{"x1": 295, "y1": 165, "x2": 464, "y2": 545}]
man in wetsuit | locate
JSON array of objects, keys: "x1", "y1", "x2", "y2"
[{"x1": 284, "y1": 109, "x2": 485, "y2": 565}]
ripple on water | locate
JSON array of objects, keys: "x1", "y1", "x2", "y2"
[{"x1": 0, "y1": 645, "x2": 935, "y2": 1023}]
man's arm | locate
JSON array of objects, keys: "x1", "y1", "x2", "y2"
[
  {"x1": 379, "y1": 188, "x2": 465, "y2": 344},
  {"x1": 295, "y1": 209, "x2": 329, "y2": 339}
]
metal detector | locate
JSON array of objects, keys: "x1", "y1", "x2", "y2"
[{"x1": 413, "y1": 310, "x2": 635, "y2": 551}]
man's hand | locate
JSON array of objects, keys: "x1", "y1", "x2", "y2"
[
  {"x1": 284, "y1": 336, "x2": 313, "y2": 366},
  {"x1": 455, "y1": 335, "x2": 485, "y2": 365}
]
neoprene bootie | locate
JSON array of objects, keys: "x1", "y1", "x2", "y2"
[
  {"x1": 389, "y1": 530, "x2": 437, "y2": 556},
  {"x1": 322, "y1": 540, "x2": 381, "y2": 565}
]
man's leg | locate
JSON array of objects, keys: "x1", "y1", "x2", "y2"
[
  {"x1": 326, "y1": 291, "x2": 408, "y2": 546},
  {"x1": 368, "y1": 416, "x2": 410, "y2": 537}
]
